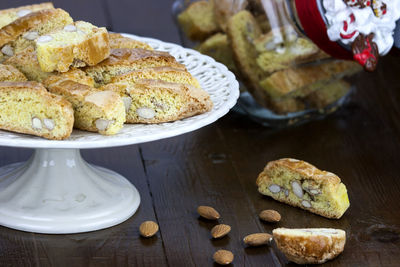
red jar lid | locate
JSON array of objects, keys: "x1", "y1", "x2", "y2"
[{"x1": 294, "y1": 0, "x2": 353, "y2": 60}]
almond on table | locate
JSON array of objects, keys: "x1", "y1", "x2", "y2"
[
  {"x1": 139, "y1": 221, "x2": 159, "y2": 238},
  {"x1": 259, "y1": 209, "x2": 281, "y2": 223},
  {"x1": 197, "y1": 205, "x2": 220, "y2": 220},
  {"x1": 211, "y1": 224, "x2": 231, "y2": 239},
  {"x1": 243, "y1": 233, "x2": 273, "y2": 247},
  {"x1": 213, "y1": 249, "x2": 234, "y2": 265}
]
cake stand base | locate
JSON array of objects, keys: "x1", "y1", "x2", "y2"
[{"x1": 0, "y1": 148, "x2": 140, "y2": 234}]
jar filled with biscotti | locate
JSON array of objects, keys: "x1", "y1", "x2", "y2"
[{"x1": 173, "y1": 0, "x2": 400, "y2": 127}]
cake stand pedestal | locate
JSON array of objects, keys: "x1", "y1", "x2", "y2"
[
  {"x1": 0, "y1": 33, "x2": 239, "y2": 234},
  {"x1": 0, "y1": 148, "x2": 140, "y2": 234}
]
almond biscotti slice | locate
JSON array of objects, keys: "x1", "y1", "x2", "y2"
[
  {"x1": 259, "y1": 60, "x2": 361, "y2": 99},
  {"x1": 110, "y1": 67, "x2": 200, "y2": 88},
  {"x1": 0, "y1": 2, "x2": 54, "y2": 29},
  {"x1": 101, "y1": 79, "x2": 213, "y2": 124},
  {"x1": 4, "y1": 47, "x2": 94, "y2": 86},
  {"x1": 256, "y1": 158, "x2": 350, "y2": 219},
  {"x1": 226, "y1": 10, "x2": 269, "y2": 105},
  {"x1": 0, "y1": 63, "x2": 27, "y2": 82},
  {"x1": 211, "y1": 0, "x2": 248, "y2": 32},
  {"x1": 0, "y1": 9, "x2": 73, "y2": 61},
  {"x1": 306, "y1": 79, "x2": 351, "y2": 109},
  {"x1": 0, "y1": 81, "x2": 74, "y2": 140},
  {"x1": 109, "y1": 33, "x2": 153, "y2": 50},
  {"x1": 43, "y1": 76, "x2": 125, "y2": 135},
  {"x1": 36, "y1": 21, "x2": 110, "y2": 72},
  {"x1": 273, "y1": 228, "x2": 346, "y2": 264},
  {"x1": 269, "y1": 96, "x2": 305, "y2": 114},
  {"x1": 84, "y1": 48, "x2": 186, "y2": 87},
  {"x1": 197, "y1": 33, "x2": 237, "y2": 73},
  {"x1": 177, "y1": 0, "x2": 218, "y2": 41},
  {"x1": 256, "y1": 37, "x2": 322, "y2": 74}
]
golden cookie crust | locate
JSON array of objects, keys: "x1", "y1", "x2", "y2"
[
  {"x1": 0, "y1": 9, "x2": 71, "y2": 47},
  {"x1": 110, "y1": 66, "x2": 200, "y2": 88},
  {"x1": 273, "y1": 228, "x2": 346, "y2": 264},
  {"x1": 0, "y1": 2, "x2": 54, "y2": 16},
  {"x1": 0, "y1": 63, "x2": 27, "y2": 82},
  {"x1": 0, "y1": 2, "x2": 54, "y2": 29},
  {"x1": 96, "y1": 48, "x2": 185, "y2": 69},
  {"x1": 4, "y1": 46, "x2": 94, "y2": 86},
  {"x1": 109, "y1": 33, "x2": 153, "y2": 50},
  {"x1": 84, "y1": 48, "x2": 187, "y2": 86}
]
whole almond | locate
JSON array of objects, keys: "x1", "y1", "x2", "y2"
[
  {"x1": 211, "y1": 224, "x2": 231, "y2": 239},
  {"x1": 139, "y1": 221, "x2": 159, "y2": 237},
  {"x1": 243, "y1": 233, "x2": 273, "y2": 247},
  {"x1": 213, "y1": 249, "x2": 234, "y2": 265},
  {"x1": 259, "y1": 209, "x2": 281, "y2": 223},
  {"x1": 197, "y1": 205, "x2": 220, "y2": 220}
]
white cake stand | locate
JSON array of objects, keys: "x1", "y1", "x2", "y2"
[{"x1": 0, "y1": 34, "x2": 239, "y2": 234}]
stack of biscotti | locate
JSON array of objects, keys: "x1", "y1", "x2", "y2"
[
  {"x1": 0, "y1": 2, "x2": 212, "y2": 139},
  {"x1": 81, "y1": 47, "x2": 212, "y2": 124},
  {"x1": 178, "y1": 1, "x2": 362, "y2": 114}
]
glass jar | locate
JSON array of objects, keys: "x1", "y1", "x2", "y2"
[{"x1": 172, "y1": 0, "x2": 366, "y2": 127}]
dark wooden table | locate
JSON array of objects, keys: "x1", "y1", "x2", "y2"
[{"x1": 0, "y1": 1, "x2": 400, "y2": 266}]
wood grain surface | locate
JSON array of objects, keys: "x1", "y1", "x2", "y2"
[{"x1": 0, "y1": 0, "x2": 399, "y2": 266}]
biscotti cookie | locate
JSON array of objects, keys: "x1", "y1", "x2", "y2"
[
  {"x1": 0, "y1": 63, "x2": 27, "y2": 82},
  {"x1": 35, "y1": 21, "x2": 110, "y2": 72},
  {"x1": 84, "y1": 48, "x2": 186, "y2": 86},
  {"x1": 256, "y1": 158, "x2": 350, "y2": 219},
  {"x1": 211, "y1": 0, "x2": 247, "y2": 32},
  {"x1": 268, "y1": 79, "x2": 350, "y2": 114},
  {"x1": 0, "y1": 2, "x2": 54, "y2": 29},
  {"x1": 110, "y1": 66, "x2": 200, "y2": 88},
  {"x1": 43, "y1": 76, "x2": 125, "y2": 135},
  {"x1": 269, "y1": 96, "x2": 305, "y2": 114},
  {"x1": 4, "y1": 47, "x2": 49, "y2": 81},
  {"x1": 197, "y1": 33, "x2": 237, "y2": 72},
  {"x1": 227, "y1": 10, "x2": 268, "y2": 104},
  {"x1": 256, "y1": 37, "x2": 322, "y2": 74},
  {"x1": 0, "y1": 81, "x2": 74, "y2": 140},
  {"x1": 5, "y1": 47, "x2": 94, "y2": 86},
  {"x1": 177, "y1": 0, "x2": 218, "y2": 41},
  {"x1": 109, "y1": 33, "x2": 153, "y2": 50},
  {"x1": 273, "y1": 228, "x2": 346, "y2": 264},
  {"x1": 101, "y1": 79, "x2": 213, "y2": 124},
  {"x1": 254, "y1": 25, "x2": 298, "y2": 53},
  {"x1": 0, "y1": 9, "x2": 73, "y2": 60},
  {"x1": 306, "y1": 79, "x2": 351, "y2": 109},
  {"x1": 259, "y1": 60, "x2": 361, "y2": 99}
]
